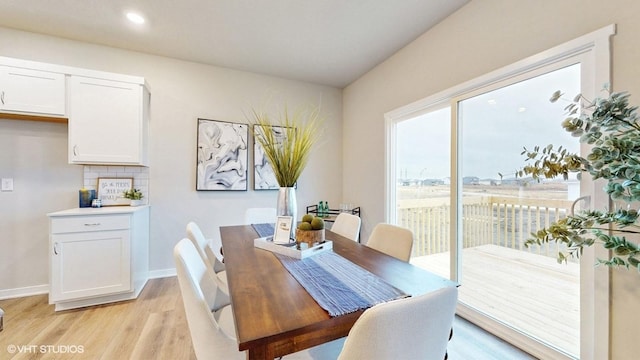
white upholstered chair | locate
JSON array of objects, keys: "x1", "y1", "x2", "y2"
[
  {"x1": 244, "y1": 207, "x2": 277, "y2": 224},
  {"x1": 330, "y1": 213, "x2": 361, "y2": 242},
  {"x1": 366, "y1": 223, "x2": 414, "y2": 262},
  {"x1": 337, "y1": 286, "x2": 458, "y2": 360},
  {"x1": 175, "y1": 237, "x2": 345, "y2": 360},
  {"x1": 173, "y1": 238, "x2": 243, "y2": 360},
  {"x1": 186, "y1": 221, "x2": 229, "y2": 297}
]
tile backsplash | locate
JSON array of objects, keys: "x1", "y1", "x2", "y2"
[{"x1": 83, "y1": 165, "x2": 149, "y2": 204}]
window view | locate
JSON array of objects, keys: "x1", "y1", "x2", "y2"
[
  {"x1": 395, "y1": 64, "x2": 581, "y2": 358},
  {"x1": 458, "y1": 64, "x2": 580, "y2": 358},
  {"x1": 396, "y1": 107, "x2": 451, "y2": 279}
]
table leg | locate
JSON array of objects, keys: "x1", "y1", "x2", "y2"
[{"x1": 247, "y1": 344, "x2": 276, "y2": 360}]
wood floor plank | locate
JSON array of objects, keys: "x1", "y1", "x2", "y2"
[
  {"x1": 130, "y1": 311, "x2": 171, "y2": 359},
  {"x1": 0, "y1": 276, "x2": 530, "y2": 360},
  {"x1": 50, "y1": 302, "x2": 131, "y2": 359},
  {"x1": 99, "y1": 296, "x2": 167, "y2": 358},
  {"x1": 448, "y1": 317, "x2": 537, "y2": 360},
  {"x1": 152, "y1": 295, "x2": 194, "y2": 360}
]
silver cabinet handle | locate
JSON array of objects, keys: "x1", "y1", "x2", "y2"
[
  {"x1": 84, "y1": 223, "x2": 101, "y2": 226},
  {"x1": 73, "y1": 145, "x2": 78, "y2": 156},
  {"x1": 53, "y1": 242, "x2": 59, "y2": 255},
  {"x1": 1, "y1": 91, "x2": 4, "y2": 105}
]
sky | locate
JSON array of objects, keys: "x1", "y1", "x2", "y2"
[{"x1": 396, "y1": 63, "x2": 581, "y2": 180}]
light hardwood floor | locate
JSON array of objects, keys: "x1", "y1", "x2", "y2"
[{"x1": 0, "y1": 277, "x2": 535, "y2": 359}]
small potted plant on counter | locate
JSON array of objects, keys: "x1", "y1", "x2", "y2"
[{"x1": 123, "y1": 188, "x2": 144, "y2": 206}]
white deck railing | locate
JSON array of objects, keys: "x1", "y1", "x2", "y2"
[{"x1": 398, "y1": 195, "x2": 574, "y2": 260}]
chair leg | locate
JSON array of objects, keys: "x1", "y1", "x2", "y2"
[{"x1": 444, "y1": 326, "x2": 453, "y2": 360}]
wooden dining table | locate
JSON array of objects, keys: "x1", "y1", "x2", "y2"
[{"x1": 220, "y1": 225, "x2": 456, "y2": 360}]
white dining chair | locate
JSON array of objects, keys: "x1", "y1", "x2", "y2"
[
  {"x1": 176, "y1": 239, "x2": 345, "y2": 360},
  {"x1": 244, "y1": 207, "x2": 277, "y2": 224},
  {"x1": 330, "y1": 213, "x2": 361, "y2": 242},
  {"x1": 366, "y1": 223, "x2": 414, "y2": 262},
  {"x1": 337, "y1": 286, "x2": 458, "y2": 360},
  {"x1": 186, "y1": 221, "x2": 230, "y2": 301},
  {"x1": 174, "y1": 238, "x2": 243, "y2": 360}
]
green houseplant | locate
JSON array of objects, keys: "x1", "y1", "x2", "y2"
[
  {"x1": 517, "y1": 87, "x2": 640, "y2": 271},
  {"x1": 123, "y1": 188, "x2": 144, "y2": 206},
  {"x1": 250, "y1": 104, "x2": 323, "y2": 239},
  {"x1": 250, "y1": 105, "x2": 322, "y2": 187}
]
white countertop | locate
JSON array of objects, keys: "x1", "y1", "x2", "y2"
[{"x1": 47, "y1": 205, "x2": 149, "y2": 217}]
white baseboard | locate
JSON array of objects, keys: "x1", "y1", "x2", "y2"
[
  {"x1": 0, "y1": 284, "x2": 49, "y2": 300},
  {"x1": 148, "y1": 268, "x2": 176, "y2": 279},
  {"x1": 0, "y1": 269, "x2": 176, "y2": 300}
]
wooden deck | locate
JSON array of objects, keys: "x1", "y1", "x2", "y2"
[{"x1": 411, "y1": 244, "x2": 579, "y2": 357}]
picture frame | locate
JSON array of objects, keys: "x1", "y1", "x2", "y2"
[
  {"x1": 196, "y1": 119, "x2": 248, "y2": 191},
  {"x1": 273, "y1": 216, "x2": 293, "y2": 244},
  {"x1": 253, "y1": 124, "x2": 287, "y2": 190},
  {"x1": 97, "y1": 177, "x2": 133, "y2": 206}
]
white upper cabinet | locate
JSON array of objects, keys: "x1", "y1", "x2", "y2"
[
  {"x1": 0, "y1": 56, "x2": 150, "y2": 166},
  {"x1": 68, "y1": 76, "x2": 150, "y2": 166},
  {"x1": 0, "y1": 65, "x2": 66, "y2": 116}
]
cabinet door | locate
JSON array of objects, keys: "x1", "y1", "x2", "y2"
[
  {"x1": 50, "y1": 230, "x2": 131, "y2": 302},
  {"x1": 0, "y1": 66, "x2": 66, "y2": 115},
  {"x1": 68, "y1": 76, "x2": 144, "y2": 165}
]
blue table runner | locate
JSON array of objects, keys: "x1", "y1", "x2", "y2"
[
  {"x1": 252, "y1": 223, "x2": 275, "y2": 238},
  {"x1": 276, "y1": 251, "x2": 409, "y2": 317}
]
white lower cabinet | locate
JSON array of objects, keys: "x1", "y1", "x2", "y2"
[{"x1": 48, "y1": 206, "x2": 149, "y2": 311}]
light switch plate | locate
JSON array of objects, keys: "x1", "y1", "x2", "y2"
[{"x1": 1, "y1": 178, "x2": 14, "y2": 191}]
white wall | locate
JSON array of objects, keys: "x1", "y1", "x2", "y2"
[
  {"x1": 0, "y1": 120, "x2": 80, "y2": 294},
  {"x1": 0, "y1": 27, "x2": 343, "y2": 290},
  {"x1": 343, "y1": 0, "x2": 640, "y2": 358}
]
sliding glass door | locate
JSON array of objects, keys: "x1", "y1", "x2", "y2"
[
  {"x1": 455, "y1": 64, "x2": 580, "y2": 358},
  {"x1": 387, "y1": 27, "x2": 613, "y2": 359},
  {"x1": 394, "y1": 63, "x2": 582, "y2": 358}
]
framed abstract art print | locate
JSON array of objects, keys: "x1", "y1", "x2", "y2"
[{"x1": 196, "y1": 119, "x2": 248, "y2": 191}]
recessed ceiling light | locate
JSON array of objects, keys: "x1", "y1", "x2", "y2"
[
  {"x1": 487, "y1": 99, "x2": 497, "y2": 105},
  {"x1": 518, "y1": 107, "x2": 527, "y2": 113},
  {"x1": 126, "y1": 12, "x2": 145, "y2": 25}
]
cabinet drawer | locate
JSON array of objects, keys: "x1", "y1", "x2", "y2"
[{"x1": 51, "y1": 215, "x2": 130, "y2": 234}]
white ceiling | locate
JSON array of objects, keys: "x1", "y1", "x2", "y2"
[{"x1": 0, "y1": 0, "x2": 469, "y2": 88}]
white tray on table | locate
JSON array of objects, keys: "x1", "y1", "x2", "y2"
[{"x1": 253, "y1": 237, "x2": 333, "y2": 259}]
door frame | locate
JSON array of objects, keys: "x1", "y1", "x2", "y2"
[{"x1": 385, "y1": 24, "x2": 615, "y2": 360}]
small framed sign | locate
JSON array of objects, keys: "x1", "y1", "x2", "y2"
[
  {"x1": 273, "y1": 216, "x2": 293, "y2": 244},
  {"x1": 97, "y1": 177, "x2": 133, "y2": 206}
]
